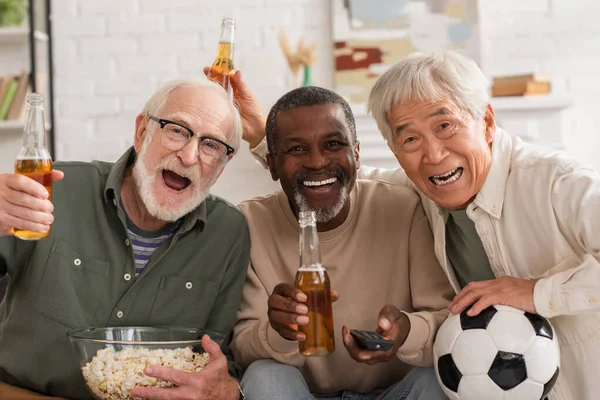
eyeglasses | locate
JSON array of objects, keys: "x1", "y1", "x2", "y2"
[{"x1": 148, "y1": 116, "x2": 235, "y2": 166}]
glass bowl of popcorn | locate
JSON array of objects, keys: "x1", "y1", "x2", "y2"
[{"x1": 67, "y1": 326, "x2": 225, "y2": 400}]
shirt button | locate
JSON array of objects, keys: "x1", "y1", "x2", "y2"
[
  {"x1": 548, "y1": 301, "x2": 555, "y2": 313},
  {"x1": 125, "y1": 239, "x2": 130, "y2": 246},
  {"x1": 590, "y1": 296, "x2": 598, "y2": 304},
  {"x1": 117, "y1": 311, "x2": 124, "y2": 318},
  {"x1": 185, "y1": 282, "x2": 193, "y2": 289},
  {"x1": 73, "y1": 258, "x2": 81, "y2": 266},
  {"x1": 124, "y1": 273, "x2": 131, "y2": 281},
  {"x1": 492, "y1": 206, "x2": 498, "y2": 214},
  {"x1": 438, "y1": 237, "x2": 444, "y2": 245}
]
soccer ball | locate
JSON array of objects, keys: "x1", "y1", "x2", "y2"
[{"x1": 433, "y1": 305, "x2": 560, "y2": 400}]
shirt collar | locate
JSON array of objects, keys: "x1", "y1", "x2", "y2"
[
  {"x1": 104, "y1": 147, "x2": 135, "y2": 205},
  {"x1": 471, "y1": 128, "x2": 512, "y2": 219},
  {"x1": 104, "y1": 147, "x2": 207, "y2": 233}
]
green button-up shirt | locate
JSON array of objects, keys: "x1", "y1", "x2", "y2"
[{"x1": 0, "y1": 148, "x2": 250, "y2": 399}]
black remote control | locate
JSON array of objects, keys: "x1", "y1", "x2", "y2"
[{"x1": 350, "y1": 329, "x2": 395, "y2": 351}]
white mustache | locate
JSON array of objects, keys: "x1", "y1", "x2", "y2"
[{"x1": 153, "y1": 155, "x2": 200, "y2": 183}]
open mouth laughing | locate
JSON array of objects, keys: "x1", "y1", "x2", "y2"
[
  {"x1": 162, "y1": 170, "x2": 191, "y2": 192},
  {"x1": 429, "y1": 167, "x2": 463, "y2": 186}
]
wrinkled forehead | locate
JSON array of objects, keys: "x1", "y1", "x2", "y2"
[
  {"x1": 389, "y1": 98, "x2": 463, "y2": 122},
  {"x1": 160, "y1": 85, "x2": 234, "y2": 142}
]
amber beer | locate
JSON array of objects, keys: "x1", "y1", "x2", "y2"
[
  {"x1": 207, "y1": 18, "x2": 236, "y2": 98},
  {"x1": 294, "y1": 211, "x2": 335, "y2": 356},
  {"x1": 13, "y1": 93, "x2": 53, "y2": 240}
]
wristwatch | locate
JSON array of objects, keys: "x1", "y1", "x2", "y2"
[{"x1": 236, "y1": 380, "x2": 246, "y2": 400}]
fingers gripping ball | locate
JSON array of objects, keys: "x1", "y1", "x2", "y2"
[{"x1": 433, "y1": 305, "x2": 560, "y2": 400}]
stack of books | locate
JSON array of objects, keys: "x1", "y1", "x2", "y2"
[
  {"x1": 0, "y1": 71, "x2": 30, "y2": 121},
  {"x1": 491, "y1": 73, "x2": 551, "y2": 97}
]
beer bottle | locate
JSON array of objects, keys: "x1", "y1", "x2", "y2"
[
  {"x1": 294, "y1": 210, "x2": 335, "y2": 356},
  {"x1": 207, "y1": 18, "x2": 236, "y2": 98},
  {"x1": 13, "y1": 93, "x2": 52, "y2": 241}
]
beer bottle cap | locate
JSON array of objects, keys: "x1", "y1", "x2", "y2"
[{"x1": 222, "y1": 18, "x2": 236, "y2": 27}]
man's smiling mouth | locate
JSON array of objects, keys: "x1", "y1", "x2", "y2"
[
  {"x1": 303, "y1": 177, "x2": 338, "y2": 188},
  {"x1": 429, "y1": 167, "x2": 463, "y2": 186}
]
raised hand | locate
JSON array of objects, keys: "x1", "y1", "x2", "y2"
[{"x1": 204, "y1": 67, "x2": 266, "y2": 148}]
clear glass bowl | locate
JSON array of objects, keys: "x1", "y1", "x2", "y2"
[{"x1": 67, "y1": 326, "x2": 225, "y2": 400}]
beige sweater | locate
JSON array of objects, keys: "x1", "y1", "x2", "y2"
[{"x1": 233, "y1": 180, "x2": 454, "y2": 395}]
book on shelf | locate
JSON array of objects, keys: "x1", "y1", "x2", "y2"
[
  {"x1": 491, "y1": 72, "x2": 552, "y2": 97},
  {"x1": 0, "y1": 79, "x2": 18, "y2": 120},
  {"x1": 7, "y1": 71, "x2": 30, "y2": 120},
  {"x1": 0, "y1": 71, "x2": 32, "y2": 121},
  {"x1": 491, "y1": 81, "x2": 551, "y2": 97},
  {"x1": 0, "y1": 75, "x2": 13, "y2": 107},
  {"x1": 492, "y1": 73, "x2": 551, "y2": 87}
]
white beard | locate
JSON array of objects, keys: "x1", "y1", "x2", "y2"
[
  {"x1": 132, "y1": 136, "x2": 212, "y2": 222},
  {"x1": 293, "y1": 184, "x2": 349, "y2": 223}
]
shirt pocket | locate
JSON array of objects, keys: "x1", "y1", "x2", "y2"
[
  {"x1": 34, "y1": 239, "x2": 110, "y2": 328},
  {"x1": 148, "y1": 276, "x2": 219, "y2": 328}
]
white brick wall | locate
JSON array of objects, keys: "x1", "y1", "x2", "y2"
[
  {"x1": 46, "y1": 0, "x2": 600, "y2": 204},
  {"x1": 479, "y1": 0, "x2": 600, "y2": 171}
]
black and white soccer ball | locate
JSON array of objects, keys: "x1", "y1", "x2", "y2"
[{"x1": 433, "y1": 305, "x2": 560, "y2": 400}]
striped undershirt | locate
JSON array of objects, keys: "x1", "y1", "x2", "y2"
[{"x1": 125, "y1": 213, "x2": 180, "y2": 277}]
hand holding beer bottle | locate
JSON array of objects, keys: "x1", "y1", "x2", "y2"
[
  {"x1": 268, "y1": 211, "x2": 339, "y2": 355},
  {"x1": 268, "y1": 284, "x2": 339, "y2": 341},
  {"x1": 203, "y1": 18, "x2": 267, "y2": 148},
  {"x1": 203, "y1": 67, "x2": 266, "y2": 148},
  {"x1": 294, "y1": 211, "x2": 335, "y2": 356},
  {"x1": 207, "y1": 18, "x2": 236, "y2": 99},
  {"x1": 0, "y1": 93, "x2": 63, "y2": 238}
]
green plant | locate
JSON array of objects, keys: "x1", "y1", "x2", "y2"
[{"x1": 0, "y1": 0, "x2": 27, "y2": 27}]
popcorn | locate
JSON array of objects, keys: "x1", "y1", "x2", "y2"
[{"x1": 81, "y1": 347, "x2": 209, "y2": 400}]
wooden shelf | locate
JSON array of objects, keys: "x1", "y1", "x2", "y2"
[
  {"x1": 0, "y1": 120, "x2": 51, "y2": 133},
  {"x1": 0, "y1": 120, "x2": 24, "y2": 132},
  {"x1": 490, "y1": 96, "x2": 573, "y2": 111},
  {"x1": 0, "y1": 26, "x2": 48, "y2": 44}
]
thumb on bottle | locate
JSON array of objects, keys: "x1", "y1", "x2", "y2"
[
  {"x1": 232, "y1": 70, "x2": 247, "y2": 94},
  {"x1": 331, "y1": 289, "x2": 340, "y2": 303},
  {"x1": 51, "y1": 169, "x2": 64, "y2": 182}
]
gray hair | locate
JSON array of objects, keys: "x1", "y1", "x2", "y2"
[
  {"x1": 367, "y1": 51, "x2": 489, "y2": 144},
  {"x1": 266, "y1": 86, "x2": 357, "y2": 155},
  {"x1": 141, "y1": 77, "x2": 242, "y2": 153}
]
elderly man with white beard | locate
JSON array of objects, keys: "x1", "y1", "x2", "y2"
[{"x1": 0, "y1": 77, "x2": 250, "y2": 400}]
